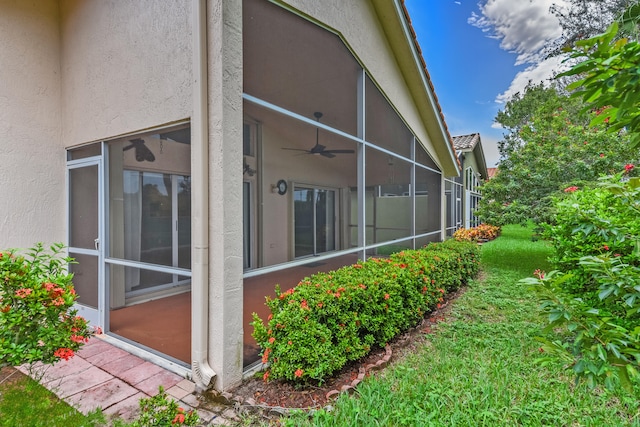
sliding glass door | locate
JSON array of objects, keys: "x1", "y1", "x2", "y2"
[
  {"x1": 122, "y1": 171, "x2": 191, "y2": 297},
  {"x1": 294, "y1": 187, "x2": 336, "y2": 257}
]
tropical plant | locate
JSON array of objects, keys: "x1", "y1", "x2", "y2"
[
  {"x1": 0, "y1": 244, "x2": 94, "y2": 367},
  {"x1": 524, "y1": 169, "x2": 640, "y2": 390},
  {"x1": 251, "y1": 240, "x2": 479, "y2": 383}
]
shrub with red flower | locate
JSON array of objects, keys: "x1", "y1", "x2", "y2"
[
  {"x1": 564, "y1": 186, "x2": 579, "y2": 193},
  {"x1": 0, "y1": 243, "x2": 94, "y2": 367},
  {"x1": 453, "y1": 224, "x2": 501, "y2": 243},
  {"x1": 251, "y1": 239, "x2": 480, "y2": 383}
]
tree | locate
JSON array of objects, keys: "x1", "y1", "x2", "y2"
[
  {"x1": 477, "y1": 84, "x2": 636, "y2": 226},
  {"x1": 547, "y1": 0, "x2": 638, "y2": 57},
  {"x1": 559, "y1": 19, "x2": 640, "y2": 148}
]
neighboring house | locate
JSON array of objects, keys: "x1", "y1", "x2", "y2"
[
  {"x1": 487, "y1": 167, "x2": 498, "y2": 179},
  {"x1": 450, "y1": 133, "x2": 488, "y2": 230},
  {"x1": 1, "y1": 0, "x2": 459, "y2": 391}
]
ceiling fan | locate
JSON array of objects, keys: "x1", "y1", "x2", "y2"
[
  {"x1": 123, "y1": 138, "x2": 155, "y2": 162},
  {"x1": 282, "y1": 112, "x2": 355, "y2": 158}
]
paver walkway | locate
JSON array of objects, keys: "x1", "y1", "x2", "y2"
[{"x1": 18, "y1": 337, "x2": 231, "y2": 425}]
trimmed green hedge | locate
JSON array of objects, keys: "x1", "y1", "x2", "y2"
[{"x1": 251, "y1": 239, "x2": 479, "y2": 383}]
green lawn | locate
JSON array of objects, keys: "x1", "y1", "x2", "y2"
[
  {"x1": 281, "y1": 225, "x2": 640, "y2": 426},
  {"x1": 0, "y1": 370, "x2": 104, "y2": 427}
]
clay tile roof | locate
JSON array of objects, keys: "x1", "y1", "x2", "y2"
[
  {"x1": 487, "y1": 167, "x2": 498, "y2": 179},
  {"x1": 399, "y1": 0, "x2": 460, "y2": 170},
  {"x1": 452, "y1": 133, "x2": 480, "y2": 151}
]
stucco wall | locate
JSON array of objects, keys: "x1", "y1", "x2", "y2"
[
  {"x1": 283, "y1": 0, "x2": 445, "y2": 171},
  {"x1": 0, "y1": 0, "x2": 64, "y2": 248},
  {"x1": 60, "y1": 0, "x2": 193, "y2": 146}
]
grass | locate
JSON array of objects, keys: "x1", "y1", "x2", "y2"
[
  {"x1": 4, "y1": 225, "x2": 640, "y2": 426},
  {"x1": 0, "y1": 369, "x2": 105, "y2": 427},
  {"x1": 278, "y1": 225, "x2": 640, "y2": 426}
]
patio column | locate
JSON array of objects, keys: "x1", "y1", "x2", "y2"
[
  {"x1": 207, "y1": 0, "x2": 243, "y2": 391},
  {"x1": 192, "y1": 0, "x2": 243, "y2": 392}
]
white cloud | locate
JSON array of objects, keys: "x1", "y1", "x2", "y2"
[
  {"x1": 469, "y1": 0, "x2": 567, "y2": 66},
  {"x1": 495, "y1": 55, "x2": 569, "y2": 103}
]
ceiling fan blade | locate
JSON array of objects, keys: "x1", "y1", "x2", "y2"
[
  {"x1": 323, "y1": 149, "x2": 355, "y2": 154},
  {"x1": 320, "y1": 151, "x2": 336, "y2": 158},
  {"x1": 123, "y1": 144, "x2": 134, "y2": 151},
  {"x1": 281, "y1": 147, "x2": 310, "y2": 152}
]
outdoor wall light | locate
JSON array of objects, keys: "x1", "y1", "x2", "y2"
[{"x1": 272, "y1": 179, "x2": 287, "y2": 195}]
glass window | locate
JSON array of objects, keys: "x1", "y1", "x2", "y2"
[{"x1": 294, "y1": 187, "x2": 336, "y2": 258}]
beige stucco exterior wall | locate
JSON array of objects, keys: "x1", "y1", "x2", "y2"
[
  {"x1": 59, "y1": 0, "x2": 193, "y2": 146},
  {"x1": 281, "y1": 0, "x2": 452, "y2": 175},
  {"x1": 0, "y1": 0, "x2": 64, "y2": 249}
]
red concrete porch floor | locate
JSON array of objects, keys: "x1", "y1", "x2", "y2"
[{"x1": 18, "y1": 337, "x2": 231, "y2": 425}]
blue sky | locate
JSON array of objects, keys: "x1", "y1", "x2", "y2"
[{"x1": 405, "y1": 0, "x2": 568, "y2": 167}]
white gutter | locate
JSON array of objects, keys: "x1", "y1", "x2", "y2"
[{"x1": 191, "y1": 0, "x2": 216, "y2": 391}]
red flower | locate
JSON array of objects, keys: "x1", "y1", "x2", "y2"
[
  {"x1": 53, "y1": 347, "x2": 75, "y2": 361},
  {"x1": 70, "y1": 334, "x2": 87, "y2": 343},
  {"x1": 15, "y1": 288, "x2": 32, "y2": 298},
  {"x1": 625, "y1": 164, "x2": 634, "y2": 173},
  {"x1": 263, "y1": 371, "x2": 270, "y2": 381},
  {"x1": 172, "y1": 413, "x2": 185, "y2": 424},
  {"x1": 268, "y1": 337, "x2": 275, "y2": 344},
  {"x1": 294, "y1": 368, "x2": 304, "y2": 378},
  {"x1": 564, "y1": 186, "x2": 579, "y2": 193},
  {"x1": 603, "y1": 245, "x2": 609, "y2": 251},
  {"x1": 599, "y1": 153, "x2": 605, "y2": 157},
  {"x1": 534, "y1": 269, "x2": 545, "y2": 279},
  {"x1": 384, "y1": 294, "x2": 390, "y2": 300}
]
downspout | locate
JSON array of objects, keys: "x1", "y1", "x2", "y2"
[{"x1": 192, "y1": 0, "x2": 216, "y2": 391}]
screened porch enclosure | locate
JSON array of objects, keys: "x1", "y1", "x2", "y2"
[{"x1": 241, "y1": 0, "x2": 443, "y2": 367}]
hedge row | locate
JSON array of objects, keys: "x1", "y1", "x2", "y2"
[{"x1": 251, "y1": 239, "x2": 480, "y2": 383}]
